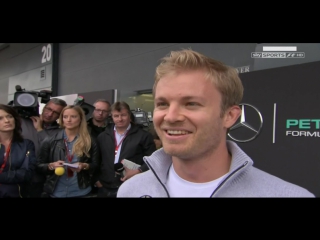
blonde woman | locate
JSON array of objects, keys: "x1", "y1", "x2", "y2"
[{"x1": 37, "y1": 105, "x2": 100, "y2": 198}]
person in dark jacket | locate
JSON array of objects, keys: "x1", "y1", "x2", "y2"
[
  {"x1": 37, "y1": 105, "x2": 100, "y2": 198},
  {"x1": 0, "y1": 104, "x2": 36, "y2": 198},
  {"x1": 86, "y1": 99, "x2": 111, "y2": 195},
  {"x1": 87, "y1": 99, "x2": 111, "y2": 139},
  {"x1": 22, "y1": 97, "x2": 67, "y2": 198},
  {"x1": 95, "y1": 101, "x2": 156, "y2": 198}
]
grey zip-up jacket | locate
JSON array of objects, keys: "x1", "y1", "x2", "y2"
[{"x1": 117, "y1": 141, "x2": 315, "y2": 198}]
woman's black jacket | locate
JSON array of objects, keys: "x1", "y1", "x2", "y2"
[{"x1": 36, "y1": 129, "x2": 100, "y2": 196}]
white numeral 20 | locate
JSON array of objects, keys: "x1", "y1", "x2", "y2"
[{"x1": 41, "y1": 44, "x2": 52, "y2": 63}]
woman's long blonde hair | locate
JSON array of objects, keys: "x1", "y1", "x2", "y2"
[{"x1": 59, "y1": 105, "x2": 91, "y2": 157}]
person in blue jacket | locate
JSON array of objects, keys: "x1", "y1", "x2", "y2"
[{"x1": 0, "y1": 104, "x2": 36, "y2": 198}]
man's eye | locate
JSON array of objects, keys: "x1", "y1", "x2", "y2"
[
  {"x1": 156, "y1": 102, "x2": 168, "y2": 107},
  {"x1": 187, "y1": 102, "x2": 198, "y2": 106}
]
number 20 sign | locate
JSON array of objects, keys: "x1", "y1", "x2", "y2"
[{"x1": 41, "y1": 43, "x2": 52, "y2": 63}]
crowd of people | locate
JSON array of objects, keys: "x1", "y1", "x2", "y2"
[
  {"x1": 0, "y1": 97, "x2": 158, "y2": 198},
  {"x1": 0, "y1": 49, "x2": 315, "y2": 198}
]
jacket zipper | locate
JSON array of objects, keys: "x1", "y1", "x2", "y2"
[
  {"x1": 210, "y1": 161, "x2": 248, "y2": 197},
  {"x1": 17, "y1": 184, "x2": 22, "y2": 198},
  {"x1": 9, "y1": 151, "x2": 23, "y2": 198},
  {"x1": 19, "y1": 151, "x2": 31, "y2": 198},
  {"x1": 145, "y1": 161, "x2": 171, "y2": 197},
  {"x1": 52, "y1": 141, "x2": 63, "y2": 191}
]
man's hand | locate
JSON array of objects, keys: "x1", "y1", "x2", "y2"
[
  {"x1": 95, "y1": 181, "x2": 103, "y2": 188},
  {"x1": 120, "y1": 166, "x2": 140, "y2": 182},
  {"x1": 30, "y1": 115, "x2": 43, "y2": 131}
]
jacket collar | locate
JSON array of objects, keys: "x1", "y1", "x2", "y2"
[
  {"x1": 143, "y1": 140, "x2": 253, "y2": 184},
  {"x1": 52, "y1": 129, "x2": 65, "y2": 141},
  {"x1": 43, "y1": 120, "x2": 60, "y2": 130},
  {"x1": 87, "y1": 117, "x2": 107, "y2": 128},
  {"x1": 105, "y1": 123, "x2": 140, "y2": 136},
  {"x1": 114, "y1": 123, "x2": 131, "y2": 135}
]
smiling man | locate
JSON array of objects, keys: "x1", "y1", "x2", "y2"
[{"x1": 117, "y1": 49, "x2": 315, "y2": 198}]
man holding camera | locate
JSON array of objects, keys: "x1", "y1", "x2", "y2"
[{"x1": 21, "y1": 98, "x2": 67, "y2": 198}]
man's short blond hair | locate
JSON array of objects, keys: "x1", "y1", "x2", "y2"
[{"x1": 153, "y1": 49, "x2": 243, "y2": 116}]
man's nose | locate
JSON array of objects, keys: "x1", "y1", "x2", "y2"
[{"x1": 163, "y1": 104, "x2": 185, "y2": 123}]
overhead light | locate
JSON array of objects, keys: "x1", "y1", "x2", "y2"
[
  {"x1": 135, "y1": 89, "x2": 152, "y2": 94},
  {"x1": 141, "y1": 94, "x2": 153, "y2": 97}
]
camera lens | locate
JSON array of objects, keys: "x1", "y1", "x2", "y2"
[{"x1": 16, "y1": 93, "x2": 36, "y2": 106}]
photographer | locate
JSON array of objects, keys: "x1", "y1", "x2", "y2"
[{"x1": 21, "y1": 98, "x2": 67, "y2": 198}]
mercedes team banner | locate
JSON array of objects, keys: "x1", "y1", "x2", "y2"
[{"x1": 228, "y1": 60, "x2": 320, "y2": 196}]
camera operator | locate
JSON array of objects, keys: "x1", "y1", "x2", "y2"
[{"x1": 21, "y1": 98, "x2": 67, "y2": 198}]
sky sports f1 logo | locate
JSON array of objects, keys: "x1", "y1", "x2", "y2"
[{"x1": 251, "y1": 46, "x2": 305, "y2": 58}]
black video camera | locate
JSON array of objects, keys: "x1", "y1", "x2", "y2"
[
  {"x1": 73, "y1": 96, "x2": 96, "y2": 121},
  {"x1": 106, "y1": 108, "x2": 151, "y2": 126},
  {"x1": 10, "y1": 85, "x2": 52, "y2": 118},
  {"x1": 131, "y1": 108, "x2": 151, "y2": 128}
]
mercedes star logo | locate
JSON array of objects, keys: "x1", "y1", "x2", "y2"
[{"x1": 228, "y1": 103, "x2": 263, "y2": 143}]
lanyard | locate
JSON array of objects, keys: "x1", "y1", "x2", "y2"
[
  {"x1": 64, "y1": 139, "x2": 74, "y2": 163},
  {"x1": 114, "y1": 130, "x2": 128, "y2": 155},
  {"x1": 0, "y1": 142, "x2": 12, "y2": 173},
  {"x1": 64, "y1": 139, "x2": 75, "y2": 178}
]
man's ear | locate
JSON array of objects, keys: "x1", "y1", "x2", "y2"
[{"x1": 223, "y1": 105, "x2": 241, "y2": 129}]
